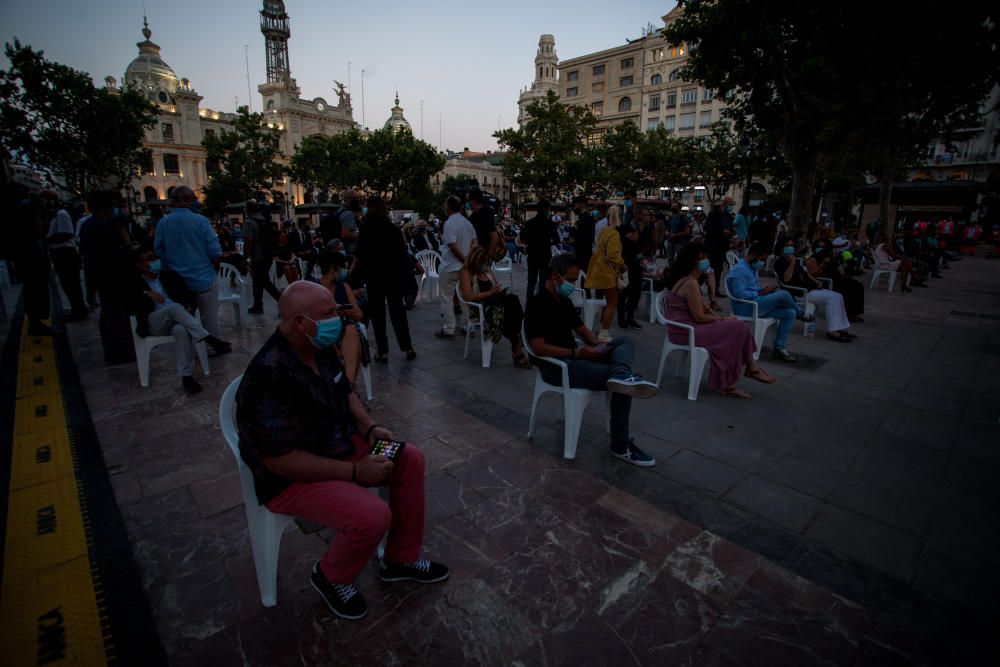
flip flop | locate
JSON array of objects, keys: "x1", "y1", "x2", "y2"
[
  {"x1": 744, "y1": 368, "x2": 777, "y2": 384},
  {"x1": 721, "y1": 387, "x2": 753, "y2": 399}
]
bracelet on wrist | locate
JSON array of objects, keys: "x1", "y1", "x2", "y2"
[{"x1": 364, "y1": 423, "x2": 380, "y2": 441}]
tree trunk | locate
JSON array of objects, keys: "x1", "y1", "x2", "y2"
[
  {"x1": 788, "y1": 154, "x2": 818, "y2": 241},
  {"x1": 878, "y1": 165, "x2": 895, "y2": 239}
]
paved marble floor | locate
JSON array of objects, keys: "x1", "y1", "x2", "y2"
[{"x1": 56, "y1": 255, "x2": 1000, "y2": 664}]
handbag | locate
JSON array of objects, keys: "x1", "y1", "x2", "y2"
[{"x1": 601, "y1": 237, "x2": 629, "y2": 289}]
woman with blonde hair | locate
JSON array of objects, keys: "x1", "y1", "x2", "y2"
[
  {"x1": 585, "y1": 204, "x2": 626, "y2": 342},
  {"x1": 459, "y1": 246, "x2": 531, "y2": 368}
]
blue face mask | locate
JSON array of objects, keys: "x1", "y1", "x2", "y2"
[
  {"x1": 752, "y1": 260, "x2": 764, "y2": 271},
  {"x1": 624, "y1": 199, "x2": 632, "y2": 208},
  {"x1": 111, "y1": 207, "x2": 120, "y2": 217},
  {"x1": 783, "y1": 246, "x2": 795, "y2": 256},
  {"x1": 148, "y1": 259, "x2": 161, "y2": 274},
  {"x1": 305, "y1": 315, "x2": 343, "y2": 348},
  {"x1": 337, "y1": 268, "x2": 349, "y2": 282},
  {"x1": 697, "y1": 258, "x2": 711, "y2": 273},
  {"x1": 556, "y1": 279, "x2": 576, "y2": 297},
  {"x1": 591, "y1": 210, "x2": 599, "y2": 218},
  {"x1": 361, "y1": 206, "x2": 368, "y2": 217}
]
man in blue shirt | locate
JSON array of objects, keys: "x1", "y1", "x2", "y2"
[
  {"x1": 154, "y1": 186, "x2": 223, "y2": 338},
  {"x1": 727, "y1": 242, "x2": 814, "y2": 362}
]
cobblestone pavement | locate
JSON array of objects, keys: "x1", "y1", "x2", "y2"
[{"x1": 51, "y1": 255, "x2": 999, "y2": 664}]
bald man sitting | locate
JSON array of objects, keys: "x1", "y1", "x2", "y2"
[
  {"x1": 235, "y1": 282, "x2": 448, "y2": 620},
  {"x1": 154, "y1": 186, "x2": 224, "y2": 340}
]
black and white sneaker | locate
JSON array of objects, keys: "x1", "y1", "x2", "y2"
[
  {"x1": 611, "y1": 440, "x2": 656, "y2": 468},
  {"x1": 378, "y1": 558, "x2": 450, "y2": 584},
  {"x1": 606, "y1": 375, "x2": 659, "y2": 399},
  {"x1": 310, "y1": 561, "x2": 367, "y2": 620}
]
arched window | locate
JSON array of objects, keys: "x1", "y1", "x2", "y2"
[
  {"x1": 143, "y1": 186, "x2": 158, "y2": 201},
  {"x1": 651, "y1": 74, "x2": 662, "y2": 85},
  {"x1": 669, "y1": 69, "x2": 681, "y2": 82},
  {"x1": 619, "y1": 97, "x2": 632, "y2": 112}
]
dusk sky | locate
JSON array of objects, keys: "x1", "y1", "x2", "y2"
[{"x1": 1, "y1": 0, "x2": 675, "y2": 152}]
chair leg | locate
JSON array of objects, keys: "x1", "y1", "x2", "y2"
[
  {"x1": 136, "y1": 344, "x2": 152, "y2": 387},
  {"x1": 194, "y1": 340, "x2": 210, "y2": 376},
  {"x1": 361, "y1": 364, "x2": 373, "y2": 401},
  {"x1": 249, "y1": 512, "x2": 289, "y2": 608},
  {"x1": 656, "y1": 340, "x2": 672, "y2": 387},
  {"x1": 480, "y1": 330, "x2": 493, "y2": 368},
  {"x1": 888, "y1": 272, "x2": 896, "y2": 292},
  {"x1": 688, "y1": 350, "x2": 709, "y2": 401},
  {"x1": 527, "y1": 379, "x2": 546, "y2": 438},
  {"x1": 463, "y1": 326, "x2": 472, "y2": 360},
  {"x1": 561, "y1": 393, "x2": 590, "y2": 460}
]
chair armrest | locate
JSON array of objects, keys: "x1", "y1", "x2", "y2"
[
  {"x1": 727, "y1": 293, "x2": 760, "y2": 319},
  {"x1": 665, "y1": 318, "x2": 697, "y2": 349},
  {"x1": 538, "y1": 352, "x2": 571, "y2": 389},
  {"x1": 818, "y1": 277, "x2": 833, "y2": 289}
]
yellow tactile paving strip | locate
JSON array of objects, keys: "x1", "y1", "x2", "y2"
[{"x1": 0, "y1": 322, "x2": 111, "y2": 666}]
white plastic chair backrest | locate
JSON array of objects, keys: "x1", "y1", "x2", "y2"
[
  {"x1": 493, "y1": 257, "x2": 512, "y2": 271},
  {"x1": 220, "y1": 374, "x2": 261, "y2": 511},
  {"x1": 415, "y1": 250, "x2": 440, "y2": 275},
  {"x1": 725, "y1": 273, "x2": 758, "y2": 318},
  {"x1": 455, "y1": 281, "x2": 482, "y2": 321},
  {"x1": 726, "y1": 251, "x2": 739, "y2": 269},
  {"x1": 655, "y1": 290, "x2": 670, "y2": 325},
  {"x1": 218, "y1": 263, "x2": 242, "y2": 295}
]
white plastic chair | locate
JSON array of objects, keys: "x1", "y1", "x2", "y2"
[
  {"x1": 455, "y1": 283, "x2": 495, "y2": 368},
  {"x1": 718, "y1": 251, "x2": 739, "y2": 297},
  {"x1": 724, "y1": 275, "x2": 776, "y2": 361},
  {"x1": 415, "y1": 250, "x2": 441, "y2": 302},
  {"x1": 572, "y1": 270, "x2": 606, "y2": 331},
  {"x1": 129, "y1": 316, "x2": 209, "y2": 387},
  {"x1": 654, "y1": 291, "x2": 710, "y2": 401},
  {"x1": 523, "y1": 325, "x2": 609, "y2": 460},
  {"x1": 217, "y1": 263, "x2": 249, "y2": 328},
  {"x1": 492, "y1": 258, "x2": 514, "y2": 291},
  {"x1": 220, "y1": 375, "x2": 296, "y2": 608},
  {"x1": 869, "y1": 255, "x2": 910, "y2": 292}
]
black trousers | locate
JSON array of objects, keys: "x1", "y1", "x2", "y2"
[
  {"x1": 49, "y1": 247, "x2": 87, "y2": 315},
  {"x1": 526, "y1": 261, "x2": 549, "y2": 301},
  {"x1": 616, "y1": 272, "x2": 642, "y2": 324},
  {"x1": 15, "y1": 260, "x2": 51, "y2": 327},
  {"x1": 97, "y1": 287, "x2": 133, "y2": 361},
  {"x1": 251, "y1": 257, "x2": 281, "y2": 307},
  {"x1": 367, "y1": 287, "x2": 412, "y2": 355}
]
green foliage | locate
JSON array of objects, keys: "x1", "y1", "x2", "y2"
[
  {"x1": 289, "y1": 126, "x2": 444, "y2": 206},
  {"x1": 0, "y1": 40, "x2": 158, "y2": 195},
  {"x1": 493, "y1": 90, "x2": 598, "y2": 200},
  {"x1": 202, "y1": 106, "x2": 284, "y2": 214},
  {"x1": 664, "y1": 0, "x2": 999, "y2": 235},
  {"x1": 592, "y1": 121, "x2": 646, "y2": 196},
  {"x1": 437, "y1": 173, "x2": 480, "y2": 199}
]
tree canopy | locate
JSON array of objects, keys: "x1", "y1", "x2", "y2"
[
  {"x1": 664, "y1": 0, "x2": 998, "y2": 236},
  {"x1": 289, "y1": 126, "x2": 444, "y2": 206},
  {"x1": 0, "y1": 40, "x2": 158, "y2": 196},
  {"x1": 201, "y1": 106, "x2": 284, "y2": 214}
]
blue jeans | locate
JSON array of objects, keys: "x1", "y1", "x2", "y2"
[
  {"x1": 754, "y1": 291, "x2": 801, "y2": 351},
  {"x1": 540, "y1": 337, "x2": 635, "y2": 448}
]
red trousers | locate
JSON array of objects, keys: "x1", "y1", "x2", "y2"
[{"x1": 266, "y1": 434, "x2": 425, "y2": 584}]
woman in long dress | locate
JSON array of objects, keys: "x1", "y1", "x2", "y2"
[{"x1": 665, "y1": 242, "x2": 775, "y2": 398}]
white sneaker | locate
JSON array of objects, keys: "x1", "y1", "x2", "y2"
[
  {"x1": 597, "y1": 329, "x2": 612, "y2": 343},
  {"x1": 606, "y1": 375, "x2": 659, "y2": 399}
]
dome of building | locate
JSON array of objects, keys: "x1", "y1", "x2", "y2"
[
  {"x1": 124, "y1": 18, "x2": 180, "y2": 104},
  {"x1": 383, "y1": 92, "x2": 412, "y2": 133}
]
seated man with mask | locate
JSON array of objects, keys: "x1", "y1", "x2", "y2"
[
  {"x1": 125, "y1": 246, "x2": 231, "y2": 393},
  {"x1": 236, "y1": 281, "x2": 448, "y2": 621},
  {"x1": 727, "y1": 242, "x2": 814, "y2": 363},
  {"x1": 524, "y1": 254, "x2": 659, "y2": 467}
]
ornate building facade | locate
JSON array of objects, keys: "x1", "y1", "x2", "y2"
[
  {"x1": 517, "y1": 35, "x2": 559, "y2": 125},
  {"x1": 119, "y1": 1, "x2": 356, "y2": 209}
]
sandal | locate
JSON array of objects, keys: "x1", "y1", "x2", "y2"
[
  {"x1": 721, "y1": 387, "x2": 753, "y2": 399},
  {"x1": 744, "y1": 368, "x2": 777, "y2": 384}
]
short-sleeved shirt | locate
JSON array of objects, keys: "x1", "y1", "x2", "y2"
[
  {"x1": 46, "y1": 209, "x2": 76, "y2": 250},
  {"x1": 236, "y1": 329, "x2": 356, "y2": 504},
  {"x1": 525, "y1": 289, "x2": 583, "y2": 370},
  {"x1": 339, "y1": 209, "x2": 358, "y2": 254},
  {"x1": 469, "y1": 206, "x2": 496, "y2": 250},
  {"x1": 439, "y1": 213, "x2": 476, "y2": 273}
]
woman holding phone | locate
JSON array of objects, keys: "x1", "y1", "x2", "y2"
[
  {"x1": 317, "y1": 250, "x2": 370, "y2": 388},
  {"x1": 459, "y1": 247, "x2": 531, "y2": 368}
]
